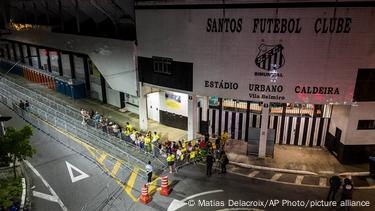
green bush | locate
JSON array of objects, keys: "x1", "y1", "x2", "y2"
[{"x1": 0, "y1": 177, "x2": 22, "y2": 208}]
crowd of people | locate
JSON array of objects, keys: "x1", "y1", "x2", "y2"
[
  {"x1": 79, "y1": 107, "x2": 231, "y2": 175},
  {"x1": 80, "y1": 108, "x2": 158, "y2": 150}
]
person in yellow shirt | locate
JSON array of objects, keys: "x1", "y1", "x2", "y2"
[
  {"x1": 167, "y1": 153, "x2": 175, "y2": 173},
  {"x1": 180, "y1": 146, "x2": 187, "y2": 162},
  {"x1": 189, "y1": 150, "x2": 196, "y2": 164},
  {"x1": 124, "y1": 128, "x2": 131, "y2": 136},
  {"x1": 151, "y1": 132, "x2": 160, "y2": 157},
  {"x1": 220, "y1": 130, "x2": 229, "y2": 149},
  {"x1": 152, "y1": 132, "x2": 160, "y2": 142},
  {"x1": 126, "y1": 122, "x2": 133, "y2": 132},
  {"x1": 144, "y1": 134, "x2": 151, "y2": 153}
]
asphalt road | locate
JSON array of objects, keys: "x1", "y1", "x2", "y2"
[
  {"x1": 0, "y1": 102, "x2": 154, "y2": 211},
  {"x1": 158, "y1": 164, "x2": 375, "y2": 211}
]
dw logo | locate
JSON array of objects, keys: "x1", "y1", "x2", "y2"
[{"x1": 255, "y1": 44, "x2": 285, "y2": 71}]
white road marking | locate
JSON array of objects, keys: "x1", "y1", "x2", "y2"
[
  {"x1": 295, "y1": 175, "x2": 304, "y2": 185},
  {"x1": 168, "y1": 190, "x2": 224, "y2": 211},
  {"x1": 248, "y1": 171, "x2": 260, "y2": 177},
  {"x1": 33, "y1": 191, "x2": 58, "y2": 202},
  {"x1": 271, "y1": 173, "x2": 283, "y2": 181},
  {"x1": 20, "y1": 178, "x2": 26, "y2": 209},
  {"x1": 65, "y1": 161, "x2": 90, "y2": 183},
  {"x1": 366, "y1": 177, "x2": 375, "y2": 186},
  {"x1": 319, "y1": 177, "x2": 327, "y2": 187},
  {"x1": 25, "y1": 160, "x2": 68, "y2": 211},
  {"x1": 168, "y1": 200, "x2": 188, "y2": 211}
]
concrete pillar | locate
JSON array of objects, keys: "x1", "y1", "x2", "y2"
[
  {"x1": 258, "y1": 102, "x2": 270, "y2": 158},
  {"x1": 201, "y1": 96, "x2": 208, "y2": 121},
  {"x1": 138, "y1": 82, "x2": 148, "y2": 131},
  {"x1": 188, "y1": 95, "x2": 197, "y2": 140}
]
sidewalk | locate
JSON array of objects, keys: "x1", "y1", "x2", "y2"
[
  {"x1": 224, "y1": 139, "x2": 369, "y2": 175},
  {"x1": 4, "y1": 72, "x2": 187, "y2": 142}
]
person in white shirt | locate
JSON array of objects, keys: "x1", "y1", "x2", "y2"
[{"x1": 145, "y1": 161, "x2": 153, "y2": 184}]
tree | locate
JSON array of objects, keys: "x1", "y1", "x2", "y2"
[
  {"x1": 0, "y1": 134, "x2": 12, "y2": 166},
  {"x1": 3, "y1": 125, "x2": 35, "y2": 178}
]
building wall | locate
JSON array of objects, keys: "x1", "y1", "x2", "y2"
[
  {"x1": 328, "y1": 105, "x2": 350, "y2": 143},
  {"x1": 39, "y1": 48, "x2": 48, "y2": 71},
  {"x1": 74, "y1": 55, "x2": 85, "y2": 82},
  {"x1": 3, "y1": 30, "x2": 138, "y2": 96},
  {"x1": 8, "y1": 44, "x2": 14, "y2": 61},
  {"x1": 106, "y1": 82, "x2": 121, "y2": 108},
  {"x1": 21, "y1": 44, "x2": 28, "y2": 63},
  {"x1": 90, "y1": 83, "x2": 103, "y2": 101},
  {"x1": 30, "y1": 47, "x2": 38, "y2": 69},
  {"x1": 345, "y1": 102, "x2": 375, "y2": 145},
  {"x1": 136, "y1": 6, "x2": 375, "y2": 104},
  {"x1": 126, "y1": 94, "x2": 139, "y2": 114},
  {"x1": 49, "y1": 51, "x2": 59, "y2": 75},
  {"x1": 61, "y1": 53, "x2": 71, "y2": 78}
]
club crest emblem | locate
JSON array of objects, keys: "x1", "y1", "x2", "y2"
[{"x1": 255, "y1": 44, "x2": 285, "y2": 71}]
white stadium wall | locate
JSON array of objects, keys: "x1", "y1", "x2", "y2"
[
  {"x1": 345, "y1": 102, "x2": 375, "y2": 145},
  {"x1": 136, "y1": 7, "x2": 375, "y2": 104},
  {"x1": 328, "y1": 105, "x2": 350, "y2": 143},
  {"x1": 106, "y1": 82, "x2": 121, "y2": 108}
]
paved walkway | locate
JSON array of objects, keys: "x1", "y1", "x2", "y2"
[
  {"x1": 225, "y1": 139, "x2": 369, "y2": 175},
  {"x1": 225, "y1": 163, "x2": 375, "y2": 189}
]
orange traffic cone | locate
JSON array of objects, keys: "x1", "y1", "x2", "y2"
[
  {"x1": 139, "y1": 184, "x2": 151, "y2": 204},
  {"x1": 160, "y1": 176, "x2": 171, "y2": 196}
]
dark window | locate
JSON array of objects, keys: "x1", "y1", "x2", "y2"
[
  {"x1": 138, "y1": 56, "x2": 193, "y2": 91},
  {"x1": 357, "y1": 120, "x2": 375, "y2": 130},
  {"x1": 353, "y1": 69, "x2": 375, "y2": 102},
  {"x1": 153, "y1": 56, "x2": 172, "y2": 75}
]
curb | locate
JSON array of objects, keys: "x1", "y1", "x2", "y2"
[
  {"x1": 338, "y1": 172, "x2": 370, "y2": 177},
  {"x1": 20, "y1": 178, "x2": 26, "y2": 210},
  {"x1": 230, "y1": 161, "x2": 371, "y2": 177},
  {"x1": 230, "y1": 161, "x2": 319, "y2": 176},
  {"x1": 20, "y1": 160, "x2": 33, "y2": 211}
]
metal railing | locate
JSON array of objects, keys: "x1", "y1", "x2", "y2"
[{"x1": 0, "y1": 76, "x2": 167, "y2": 175}]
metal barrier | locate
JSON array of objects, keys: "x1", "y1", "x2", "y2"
[
  {"x1": 0, "y1": 76, "x2": 167, "y2": 175},
  {"x1": 0, "y1": 70, "x2": 167, "y2": 164}
]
